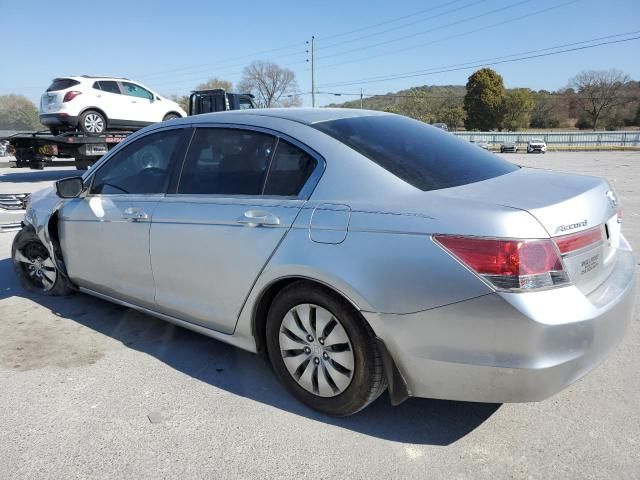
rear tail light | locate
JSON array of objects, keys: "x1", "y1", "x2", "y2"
[
  {"x1": 616, "y1": 206, "x2": 623, "y2": 224},
  {"x1": 434, "y1": 235, "x2": 569, "y2": 291},
  {"x1": 554, "y1": 226, "x2": 603, "y2": 255},
  {"x1": 63, "y1": 91, "x2": 82, "y2": 102}
]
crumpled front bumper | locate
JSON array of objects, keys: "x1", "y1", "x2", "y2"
[{"x1": 369, "y1": 237, "x2": 636, "y2": 403}]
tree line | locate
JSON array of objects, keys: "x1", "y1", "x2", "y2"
[{"x1": 332, "y1": 68, "x2": 640, "y2": 131}]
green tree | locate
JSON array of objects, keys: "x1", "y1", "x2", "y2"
[
  {"x1": 436, "y1": 104, "x2": 466, "y2": 131},
  {"x1": 196, "y1": 77, "x2": 233, "y2": 92},
  {"x1": 502, "y1": 88, "x2": 534, "y2": 131},
  {"x1": 0, "y1": 95, "x2": 42, "y2": 130},
  {"x1": 463, "y1": 68, "x2": 506, "y2": 130}
]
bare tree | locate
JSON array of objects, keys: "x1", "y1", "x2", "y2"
[
  {"x1": 238, "y1": 61, "x2": 301, "y2": 108},
  {"x1": 569, "y1": 69, "x2": 631, "y2": 130},
  {"x1": 196, "y1": 77, "x2": 233, "y2": 91}
]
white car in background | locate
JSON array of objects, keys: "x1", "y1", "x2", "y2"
[
  {"x1": 39, "y1": 76, "x2": 187, "y2": 135},
  {"x1": 527, "y1": 139, "x2": 548, "y2": 153}
]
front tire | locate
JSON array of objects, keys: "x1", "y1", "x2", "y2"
[
  {"x1": 266, "y1": 282, "x2": 387, "y2": 416},
  {"x1": 12, "y1": 228, "x2": 73, "y2": 296},
  {"x1": 79, "y1": 110, "x2": 106, "y2": 134}
]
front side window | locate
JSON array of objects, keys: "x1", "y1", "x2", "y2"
[
  {"x1": 122, "y1": 82, "x2": 153, "y2": 100},
  {"x1": 313, "y1": 115, "x2": 519, "y2": 191},
  {"x1": 90, "y1": 130, "x2": 182, "y2": 195},
  {"x1": 264, "y1": 140, "x2": 317, "y2": 196},
  {"x1": 96, "y1": 81, "x2": 121, "y2": 94},
  {"x1": 178, "y1": 128, "x2": 275, "y2": 195}
]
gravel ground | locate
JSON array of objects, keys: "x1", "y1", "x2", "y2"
[{"x1": 0, "y1": 152, "x2": 638, "y2": 479}]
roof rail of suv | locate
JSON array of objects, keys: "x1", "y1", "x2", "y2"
[{"x1": 80, "y1": 75, "x2": 130, "y2": 80}]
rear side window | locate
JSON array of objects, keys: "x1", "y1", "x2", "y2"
[
  {"x1": 46, "y1": 78, "x2": 80, "y2": 92},
  {"x1": 93, "y1": 81, "x2": 120, "y2": 94},
  {"x1": 264, "y1": 140, "x2": 317, "y2": 196},
  {"x1": 312, "y1": 115, "x2": 518, "y2": 191},
  {"x1": 178, "y1": 128, "x2": 275, "y2": 195}
]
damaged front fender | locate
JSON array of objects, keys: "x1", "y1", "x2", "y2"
[{"x1": 22, "y1": 186, "x2": 69, "y2": 275}]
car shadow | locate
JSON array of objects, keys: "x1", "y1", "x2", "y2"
[{"x1": 0, "y1": 257, "x2": 500, "y2": 445}]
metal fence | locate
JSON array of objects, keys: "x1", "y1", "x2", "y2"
[{"x1": 453, "y1": 131, "x2": 640, "y2": 149}]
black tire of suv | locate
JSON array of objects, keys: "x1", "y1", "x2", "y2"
[
  {"x1": 163, "y1": 113, "x2": 181, "y2": 121},
  {"x1": 266, "y1": 281, "x2": 387, "y2": 417},
  {"x1": 12, "y1": 227, "x2": 74, "y2": 296}
]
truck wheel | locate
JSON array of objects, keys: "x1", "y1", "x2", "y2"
[
  {"x1": 12, "y1": 228, "x2": 73, "y2": 296},
  {"x1": 75, "y1": 160, "x2": 92, "y2": 170},
  {"x1": 79, "y1": 110, "x2": 106, "y2": 134},
  {"x1": 49, "y1": 128, "x2": 60, "y2": 136},
  {"x1": 163, "y1": 113, "x2": 180, "y2": 121}
]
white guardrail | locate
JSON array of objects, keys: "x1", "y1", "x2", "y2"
[{"x1": 453, "y1": 131, "x2": 640, "y2": 149}]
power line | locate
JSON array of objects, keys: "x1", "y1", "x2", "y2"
[
  {"x1": 129, "y1": 42, "x2": 306, "y2": 80},
  {"x1": 317, "y1": 0, "x2": 467, "y2": 41},
  {"x1": 317, "y1": 35, "x2": 640, "y2": 89},
  {"x1": 316, "y1": 0, "x2": 535, "y2": 61},
  {"x1": 318, "y1": 0, "x2": 487, "y2": 51},
  {"x1": 319, "y1": 30, "x2": 640, "y2": 87},
  {"x1": 314, "y1": 0, "x2": 581, "y2": 72}
]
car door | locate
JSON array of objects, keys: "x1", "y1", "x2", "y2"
[
  {"x1": 58, "y1": 127, "x2": 188, "y2": 308},
  {"x1": 121, "y1": 81, "x2": 157, "y2": 124},
  {"x1": 93, "y1": 80, "x2": 128, "y2": 127},
  {"x1": 150, "y1": 126, "x2": 321, "y2": 334}
]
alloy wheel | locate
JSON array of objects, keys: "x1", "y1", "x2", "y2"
[
  {"x1": 83, "y1": 113, "x2": 104, "y2": 133},
  {"x1": 278, "y1": 303, "x2": 355, "y2": 397},
  {"x1": 14, "y1": 242, "x2": 57, "y2": 291}
]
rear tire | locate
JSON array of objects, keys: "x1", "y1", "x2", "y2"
[
  {"x1": 163, "y1": 113, "x2": 180, "y2": 122},
  {"x1": 12, "y1": 228, "x2": 73, "y2": 296},
  {"x1": 49, "y1": 128, "x2": 60, "y2": 136},
  {"x1": 266, "y1": 281, "x2": 387, "y2": 416},
  {"x1": 79, "y1": 110, "x2": 106, "y2": 134}
]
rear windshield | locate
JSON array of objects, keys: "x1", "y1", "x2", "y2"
[
  {"x1": 46, "y1": 78, "x2": 80, "y2": 92},
  {"x1": 312, "y1": 115, "x2": 519, "y2": 191}
]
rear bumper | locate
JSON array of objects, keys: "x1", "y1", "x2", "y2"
[
  {"x1": 39, "y1": 113, "x2": 78, "y2": 127},
  {"x1": 371, "y1": 238, "x2": 636, "y2": 403}
]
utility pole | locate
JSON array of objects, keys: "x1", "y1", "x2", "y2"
[
  {"x1": 311, "y1": 36, "x2": 316, "y2": 108},
  {"x1": 360, "y1": 88, "x2": 363, "y2": 109}
]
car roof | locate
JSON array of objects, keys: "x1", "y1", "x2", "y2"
[{"x1": 188, "y1": 108, "x2": 391, "y2": 126}]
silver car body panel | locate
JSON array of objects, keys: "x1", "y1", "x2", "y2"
[{"x1": 21, "y1": 108, "x2": 636, "y2": 403}]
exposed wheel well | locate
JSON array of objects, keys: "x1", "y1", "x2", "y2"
[{"x1": 252, "y1": 277, "x2": 362, "y2": 355}]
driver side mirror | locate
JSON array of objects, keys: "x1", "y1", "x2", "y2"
[{"x1": 56, "y1": 176, "x2": 85, "y2": 198}]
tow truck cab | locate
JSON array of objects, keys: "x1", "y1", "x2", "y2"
[{"x1": 188, "y1": 89, "x2": 255, "y2": 115}]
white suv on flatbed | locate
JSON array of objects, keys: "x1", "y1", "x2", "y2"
[{"x1": 39, "y1": 76, "x2": 187, "y2": 135}]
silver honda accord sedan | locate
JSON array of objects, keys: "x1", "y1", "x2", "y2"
[{"x1": 12, "y1": 109, "x2": 636, "y2": 416}]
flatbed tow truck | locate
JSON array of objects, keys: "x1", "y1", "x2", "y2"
[{"x1": 2, "y1": 89, "x2": 254, "y2": 170}]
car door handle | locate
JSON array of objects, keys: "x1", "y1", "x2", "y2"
[
  {"x1": 237, "y1": 210, "x2": 280, "y2": 227},
  {"x1": 122, "y1": 207, "x2": 149, "y2": 221}
]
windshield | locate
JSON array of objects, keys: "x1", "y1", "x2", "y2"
[{"x1": 312, "y1": 115, "x2": 519, "y2": 191}]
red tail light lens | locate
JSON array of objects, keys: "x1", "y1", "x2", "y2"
[
  {"x1": 63, "y1": 91, "x2": 82, "y2": 102},
  {"x1": 554, "y1": 226, "x2": 603, "y2": 255},
  {"x1": 434, "y1": 235, "x2": 568, "y2": 291}
]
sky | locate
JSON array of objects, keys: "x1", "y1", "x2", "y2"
[{"x1": 1, "y1": 0, "x2": 639, "y2": 107}]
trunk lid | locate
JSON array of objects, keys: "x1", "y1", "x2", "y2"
[{"x1": 439, "y1": 167, "x2": 621, "y2": 294}]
